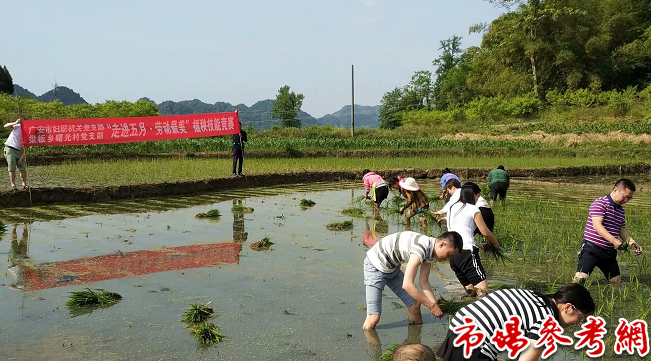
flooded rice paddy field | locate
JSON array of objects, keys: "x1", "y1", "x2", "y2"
[{"x1": 0, "y1": 177, "x2": 650, "y2": 360}]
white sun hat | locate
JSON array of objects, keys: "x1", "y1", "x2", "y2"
[{"x1": 399, "y1": 177, "x2": 420, "y2": 191}]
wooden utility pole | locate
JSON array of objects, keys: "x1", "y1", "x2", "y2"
[{"x1": 351, "y1": 65, "x2": 355, "y2": 137}]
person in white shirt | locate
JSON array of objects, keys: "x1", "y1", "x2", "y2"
[
  {"x1": 3, "y1": 118, "x2": 28, "y2": 192},
  {"x1": 363, "y1": 230, "x2": 463, "y2": 330},
  {"x1": 440, "y1": 183, "x2": 499, "y2": 298}
]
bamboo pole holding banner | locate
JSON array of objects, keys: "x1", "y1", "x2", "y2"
[{"x1": 351, "y1": 65, "x2": 355, "y2": 137}]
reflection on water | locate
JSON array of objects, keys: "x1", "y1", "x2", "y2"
[
  {"x1": 364, "y1": 324, "x2": 424, "y2": 359},
  {"x1": 8, "y1": 224, "x2": 30, "y2": 291},
  {"x1": 233, "y1": 199, "x2": 248, "y2": 243},
  {"x1": 23, "y1": 243, "x2": 241, "y2": 291},
  {"x1": 363, "y1": 214, "x2": 389, "y2": 248}
]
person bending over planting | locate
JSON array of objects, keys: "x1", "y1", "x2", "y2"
[
  {"x1": 436, "y1": 183, "x2": 499, "y2": 298},
  {"x1": 362, "y1": 169, "x2": 389, "y2": 211},
  {"x1": 363, "y1": 230, "x2": 463, "y2": 330},
  {"x1": 574, "y1": 178, "x2": 642, "y2": 285},
  {"x1": 437, "y1": 283, "x2": 595, "y2": 361},
  {"x1": 389, "y1": 177, "x2": 430, "y2": 227}
]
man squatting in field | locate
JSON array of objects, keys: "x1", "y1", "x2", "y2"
[
  {"x1": 3, "y1": 118, "x2": 28, "y2": 192},
  {"x1": 362, "y1": 169, "x2": 389, "y2": 211},
  {"x1": 362, "y1": 230, "x2": 463, "y2": 330},
  {"x1": 574, "y1": 178, "x2": 643, "y2": 284}
]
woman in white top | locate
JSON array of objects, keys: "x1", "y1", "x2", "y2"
[{"x1": 445, "y1": 182, "x2": 499, "y2": 297}]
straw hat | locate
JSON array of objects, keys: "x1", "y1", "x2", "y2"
[{"x1": 399, "y1": 177, "x2": 420, "y2": 191}]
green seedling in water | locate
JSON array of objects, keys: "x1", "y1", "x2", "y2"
[
  {"x1": 65, "y1": 288, "x2": 122, "y2": 316},
  {"x1": 326, "y1": 220, "x2": 354, "y2": 231},
  {"x1": 342, "y1": 207, "x2": 365, "y2": 218},
  {"x1": 190, "y1": 322, "x2": 225, "y2": 347},
  {"x1": 195, "y1": 209, "x2": 221, "y2": 219},
  {"x1": 180, "y1": 302, "x2": 215, "y2": 324},
  {"x1": 300, "y1": 199, "x2": 316, "y2": 207},
  {"x1": 232, "y1": 204, "x2": 254, "y2": 214},
  {"x1": 250, "y1": 236, "x2": 275, "y2": 251},
  {"x1": 437, "y1": 297, "x2": 469, "y2": 315},
  {"x1": 379, "y1": 343, "x2": 401, "y2": 361}
]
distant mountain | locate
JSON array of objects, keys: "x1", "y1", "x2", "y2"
[
  {"x1": 317, "y1": 105, "x2": 380, "y2": 128},
  {"x1": 156, "y1": 98, "x2": 318, "y2": 130},
  {"x1": 38, "y1": 86, "x2": 87, "y2": 105},
  {"x1": 13, "y1": 84, "x2": 36, "y2": 99},
  {"x1": 13, "y1": 84, "x2": 379, "y2": 129},
  {"x1": 13, "y1": 83, "x2": 87, "y2": 105}
]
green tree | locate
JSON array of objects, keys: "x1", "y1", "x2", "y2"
[
  {"x1": 378, "y1": 87, "x2": 404, "y2": 129},
  {"x1": 270, "y1": 85, "x2": 304, "y2": 128},
  {"x1": 0, "y1": 65, "x2": 14, "y2": 95},
  {"x1": 404, "y1": 70, "x2": 434, "y2": 110},
  {"x1": 432, "y1": 36, "x2": 465, "y2": 109}
]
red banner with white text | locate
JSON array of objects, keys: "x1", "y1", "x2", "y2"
[{"x1": 20, "y1": 112, "x2": 240, "y2": 146}]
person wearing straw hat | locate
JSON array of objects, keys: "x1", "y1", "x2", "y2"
[
  {"x1": 3, "y1": 118, "x2": 28, "y2": 192},
  {"x1": 393, "y1": 177, "x2": 430, "y2": 227}
]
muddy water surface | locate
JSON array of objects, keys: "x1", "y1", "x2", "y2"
[{"x1": 0, "y1": 178, "x2": 649, "y2": 360}]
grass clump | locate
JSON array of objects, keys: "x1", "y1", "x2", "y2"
[
  {"x1": 250, "y1": 236, "x2": 275, "y2": 251},
  {"x1": 190, "y1": 322, "x2": 226, "y2": 347},
  {"x1": 437, "y1": 297, "x2": 469, "y2": 315},
  {"x1": 65, "y1": 288, "x2": 122, "y2": 316},
  {"x1": 326, "y1": 220, "x2": 354, "y2": 231},
  {"x1": 195, "y1": 209, "x2": 221, "y2": 219},
  {"x1": 0, "y1": 220, "x2": 6, "y2": 234},
  {"x1": 300, "y1": 199, "x2": 316, "y2": 207},
  {"x1": 342, "y1": 207, "x2": 365, "y2": 218},
  {"x1": 232, "y1": 204, "x2": 254, "y2": 214},
  {"x1": 180, "y1": 303, "x2": 214, "y2": 324}
]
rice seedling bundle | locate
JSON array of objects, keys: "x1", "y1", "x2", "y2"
[
  {"x1": 190, "y1": 322, "x2": 225, "y2": 347},
  {"x1": 249, "y1": 237, "x2": 274, "y2": 251},
  {"x1": 342, "y1": 207, "x2": 365, "y2": 218},
  {"x1": 326, "y1": 220, "x2": 354, "y2": 231},
  {"x1": 195, "y1": 209, "x2": 221, "y2": 219},
  {"x1": 180, "y1": 303, "x2": 214, "y2": 324},
  {"x1": 437, "y1": 297, "x2": 469, "y2": 315},
  {"x1": 232, "y1": 204, "x2": 254, "y2": 214},
  {"x1": 300, "y1": 199, "x2": 316, "y2": 207}
]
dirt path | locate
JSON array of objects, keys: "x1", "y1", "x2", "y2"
[{"x1": 0, "y1": 164, "x2": 648, "y2": 208}]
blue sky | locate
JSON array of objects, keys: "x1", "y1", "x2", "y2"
[{"x1": 0, "y1": 0, "x2": 503, "y2": 117}]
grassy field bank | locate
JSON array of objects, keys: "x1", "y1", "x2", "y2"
[{"x1": 21, "y1": 156, "x2": 644, "y2": 189}]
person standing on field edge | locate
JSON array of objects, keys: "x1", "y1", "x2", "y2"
[
  {"x1": 574, "y1": 179, "x2": 642, "y2": 285},
  {"x1": 3, "y1": 118, "x2": 28, "y2": 192},
  {"x1": 487, "y1": 165, "x2": 509, "y2": 202},
  {"x1": 232, "y1": 110, "x2": 247, "y2": 177}
]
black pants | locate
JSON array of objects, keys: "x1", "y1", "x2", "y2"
[
  {"x1": 474, "y1": 207, "x2": 495, "y2": 236},
  {"x1": 489, "y1": 182, "x2": 508, "y2": 201},
  {"x1": 232, "y1": 146, "x2": 244, "y2": 174}
]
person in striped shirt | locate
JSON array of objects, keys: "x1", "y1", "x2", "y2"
[
  {"x1": 574, "y1": 179, "x2": 643, "y2": 285},
  {"x1": 436, "y1": 283, "x2": 595, "y2": 361},
  {"x1": 363, "y1": 231, "x2": 463, "y2": 330}
]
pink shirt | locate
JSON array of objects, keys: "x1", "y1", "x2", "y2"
[{"x1": 362, "y1": 172, "x2": 385, "y2": 191}]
